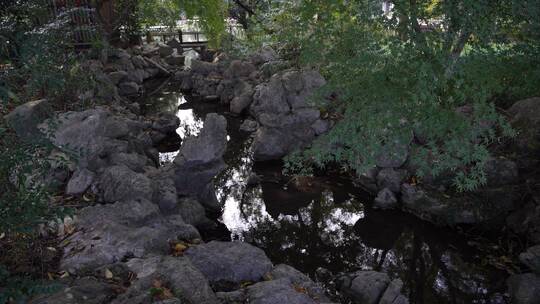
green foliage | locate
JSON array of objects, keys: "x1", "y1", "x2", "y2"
[
  {"x1": 138, "y1": 0, "x2": 182, "y2": 28},
  {"x1": 253, "y1": 0, "x2": 540, "y2": 191},
  {"x1": 0, "y1": 265, "x2": 59, "y2": 304},
  {"x1": 0, "y1": 2, "x2": 77, "y2": 301},
  {"x1": 1, "y1": 1, "x2": 98, "y2": 108},
  {"x1": 0, "y1": 128, "x2": 65, "y2": 302},
  {"x1": 178, "y1": 0, "x2": 227, "y2": 48},
  {"x1": 0, "y1": 122, "x2": 66, "y2": 234}
]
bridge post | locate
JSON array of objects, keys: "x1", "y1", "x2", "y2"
[{"x1": 178, "y1": 30, "x2": 183, "y2": 44}]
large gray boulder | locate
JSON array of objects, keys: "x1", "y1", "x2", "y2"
[
  {"x1": 118, "y1": 81, "x2": 140, "y2": 95},
  {"x1": 401, "y1": 183, "x2": 519, "y2": 227},
  {"x1": 108, "y1": 71, "x2": 128, "y2": 85},
  {"x1": 519, "y1": 245, "x2": 540, "y2": 274},
  {"x1": 506, "y1": 198, "x2": 540, "y2": 244},
  {"x1": 151, "y1": 171, "x2": 178, "y2": 212},
  {"x1": 230, "y1": 80, "x2": 254, "y2": 114},
  {"x1": 5, "y1": 99, "x2": 52, "y2": 142},
  {"x1": 507, "y1": 273, "x2": 540, "y2": 304},
  {"x1": 379, "y1": 279, "x2": 408, "y2": 304},
  {"x1": 166, "y1": 53, "x2": 185, "y2": 66},
  {"x1": 115, "y1": 256, "x2": 220, "y2": 304},
  {"x1": 484, "y1": 158, "x2": 519, "y2": 187},
  {"x1": 66, "y1": 168, "x2": 95, "y2": 196},
  {"x1": 158, "y1": 44, "x2": 174, "y2": 57},
  {"x1": 60, "y1": 199, "x2": 199, "y2": 272},
  {"x1": 39, "y1": 108, "x2": 149, "y2": 170},
  {"x1": 376, "y1": 168, "x2": 408, "y2": 193},
  {"x1": 173, "y1": 114, "x2": 227, "y2": 210},
  {"x1": 269, "y1": 264, "x2": 330, "y2": 302},
  {"x1": 375, "y1": 141, "x2": 410, "y2": 169},
  {"x1": 29, "y1": 277, "x2": 115, "y2": 304},
  {"x1": 249, "y1": 69, "x2": 328, "y2": 161},
  {"x1": 126, "y1": 69, "x2": 145, "y2": 84},
  {"x1": 177, "y1": 197, "x2": 210, "y2": 227},
  {"x1": 98, "y1": 165, "x2": 153, "y2": 203},
  {"x1": 190, "y1": 59, "x2": 219, "y2": 76},
  {"x1": 185, "y1": 241, "x2": 273, "y2": 285},
  {"x1": 250, "y1": 75, "x2": 289, "y2": 117},
  {"x1": 249, "y1": 46, "x2": 278, "y2": 66},
  {"x1": 246, "y1": 279, "x2": 318, "y2": 304},
  {"x1": 508, "y1": 97, "x2": 540, "y2": 153},
  {"x1": 373, "y1": 188, "x2": 398, "y2": 210},
  {"x1": 337, "y1": 271, "x2": 391, "y2": 304},
  {"x1": 224, "y1": 60, "x2": 256, "y2": 79},
  {"x1": 152, "y1": 112, "x2": 180, "y2": 134}
]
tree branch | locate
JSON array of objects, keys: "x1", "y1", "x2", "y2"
[{"x1": 232, "y1": 0, "x2": 256, "y2": 16}]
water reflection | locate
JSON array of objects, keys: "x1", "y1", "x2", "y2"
[
  {"x1": 141, "y1": 82, "x2": 219, "y2": 164},
  {"x1": 141, "y1": 83, "x2": 509, "y2": 304},
  {"x1": 216, "y1": 156, "x2": 507, "y2": 303}
]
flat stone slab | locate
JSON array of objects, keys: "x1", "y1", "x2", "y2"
[{"x1": 185, "y1": 241, "x2": 273, "y2": 285}]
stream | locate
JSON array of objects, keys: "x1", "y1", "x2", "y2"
[{"x1": 140, "y1": 80, "x2": 510, "y2": 304}]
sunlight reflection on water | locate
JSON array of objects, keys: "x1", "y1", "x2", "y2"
[
  {"x1": 144, "y1": 83, "x2": 508, "y2": 304},
  {"x1": 159, "y1": 95, "x2": 204, "y2": 163}
]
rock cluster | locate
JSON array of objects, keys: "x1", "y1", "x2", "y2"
[
  {"x1": 7, "y1": 93, "x2": 330, "y2": 303},
  {"x1": 63, "y1": 43, "x2": 184, "y2": 107},
  {"x1": 337, "y1": 271, "x2": 408, "y2": 304},
  {"x1": 106, "y1": 46, "x2": 175, "y2": 97},
  {"x1": 176, "y1": 47, "x2": 331, "y2": 161}
]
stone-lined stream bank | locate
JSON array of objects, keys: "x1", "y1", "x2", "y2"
[{"x1": 4, "y1": 43, "x2": 540, "y2": 304}]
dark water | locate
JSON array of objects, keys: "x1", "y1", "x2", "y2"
[{"x1": 142, "y1": 81, "x2": 509, "y2": 304}]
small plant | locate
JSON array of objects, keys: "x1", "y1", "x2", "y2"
[{"x1": 0, "y1": 265, "x2": 60, "y2": 304}]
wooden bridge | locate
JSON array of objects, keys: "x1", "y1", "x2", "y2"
[
  {"x1": 145, "y1": 27, "x2": 209, "y2": 49},
  {"x1": 145, "y1": 22, "x2": 243, "y2": 50}
]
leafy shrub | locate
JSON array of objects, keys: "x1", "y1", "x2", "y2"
[
  {"x1": 249, "y1": 0, "x2": 540, "y2": 191},
  {"x1": 0, "y1": 265, "x2": 59, "y2": 304}
]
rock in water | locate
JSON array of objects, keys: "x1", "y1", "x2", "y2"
[
  {"x1": 375, "y1": 141, "x2": 410, "y2": 169},
  {"x1": 269, "y1": 264, "x2": 330, "y2": 302},
  {"x1": 373, "y1": 188, "x2": 398, "y2": 210},
  {"x1": 337, "y1": 271, "x2": 390, "y2": 304},
  {"x1": 379, "y1": 279, "x2": 409, "y2": 304},
  {"x1": 240, "y1": 119, "x2": 258, "y2": 133},
  {"x1": 173, "y1": 113, "x2": 227, "y2": 211},
  {"x1": 376, "y1": 168, "x2": 408, "y2": 193},
  {"x1": 507, "y1": 273, "x2": 540, "y2": 304},
  {"x1": 184, "y1": 241, "x2": 273, "y2": 285},
  {"x1": 519, "y1": 245, "x2": 540, "y2": 274}
]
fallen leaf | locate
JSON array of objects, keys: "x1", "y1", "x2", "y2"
[
  {"x1": 172, "y1": 242, "x2": 188, "y2": 256},
  {"x1": 293, "y1": 284, "x2": 307, "y2": 294},
  {"x1": 104, "y1": 268, "x2": 114, "y2": 279},
  {"x1": 151, "y1": 279, "x2": 174, "y2": 300},
  {"x1": 240, "y1": 281, "x2": 254, "y2": 288}
]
